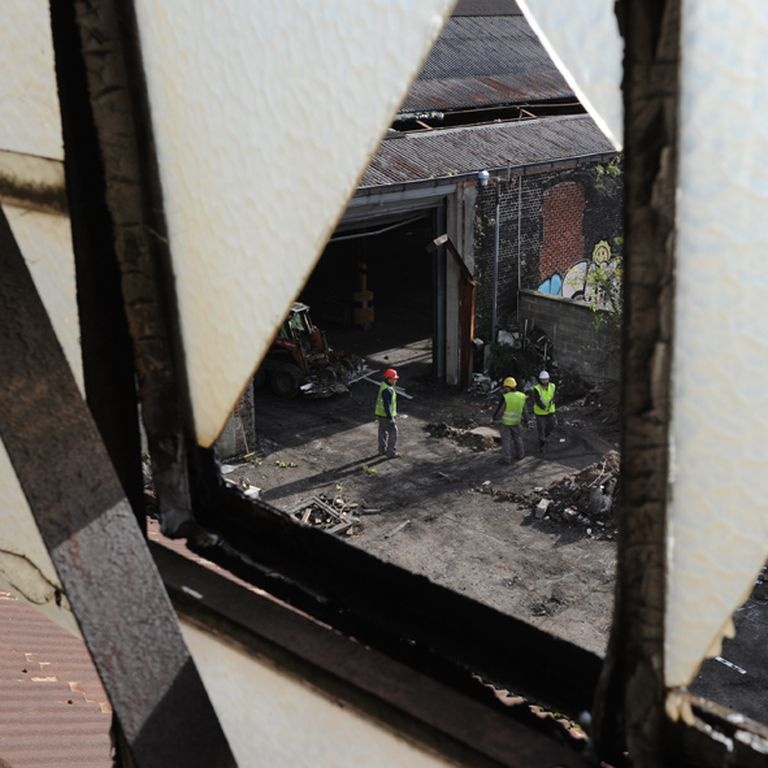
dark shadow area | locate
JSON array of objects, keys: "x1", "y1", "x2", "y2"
[{"x1": 691, "y1": 568, "x2": 768, "y2": 726}]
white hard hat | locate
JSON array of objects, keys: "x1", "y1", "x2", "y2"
[{"x1": 538, "y1": 370, "x2": 550, "y2": 380}]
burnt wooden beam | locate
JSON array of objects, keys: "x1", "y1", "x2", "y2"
[
  {"x1": 0, "y1": 207, "x2": 234, "y2": 767},
  {"x1": 50, "y1": 0, "x2": 145, "y2": 531},
  {"x1": 591, "y1": 1, "x2": 679, "y2": 765},
  {"x1": 60, "y1": 0, "x2": 195, "y2": 536}
]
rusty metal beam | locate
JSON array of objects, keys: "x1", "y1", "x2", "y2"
[{"x1": 0, "y1": 207, "x2": 234, "y2": 767}]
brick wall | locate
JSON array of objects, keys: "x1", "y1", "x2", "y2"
[
  {"x1": 518, "y1": 290, "x2": 621, "y2": 382},
  {"x1": 472, "y1": 158, "x2": 623, "y2": 341}
]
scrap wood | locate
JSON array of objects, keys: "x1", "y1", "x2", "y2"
[
  {"x1": 327, "y1": 516, "x2": 361, "y2": 536},
  {"x1": 347, "y1": 368, "x2": 375, "y2": 385},
  {"x1": 384, "y1": 519, "x2": 411, "y2": 539},
  {"x1": 361, "y1": 375, "x2": 414, "y2": 400},
  {"x1": 311, "y1": 495, "x2": 343, "y2": 520}
]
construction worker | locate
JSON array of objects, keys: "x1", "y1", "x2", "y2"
[
  {"x1": 492, "y1": 377, "x2": 527, "y2": 464},
  {"x1": 375, "y1": 368, "x2": 400, "y2": 458},
  {"x1": 532, "y1": 370, "x2": 557, "y2": 452}
]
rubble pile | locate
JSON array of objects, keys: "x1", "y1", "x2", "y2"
[
  {"x1": 527, "y1": 450, "x2": 620, "y2": 537},
  {"x1": 560, "y1": 381, "x2": 621, "y2": 434},
  {"x1": 284, "y1": 494, "x2": 363, "y2": 537},
  {"x1": 426, "y1": 421, "x2": 499, "y2": 451}
]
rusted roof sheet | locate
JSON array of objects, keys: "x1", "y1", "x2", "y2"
[
  {"x1": 0, "y1": 590, "x2": 112, "y2": 768},
  {"x1": 400, "y1": 16, "x2": 573, "y2": 113},
  {"x1": 360, "y1": 115, "x2": 615, "y2": 188}
]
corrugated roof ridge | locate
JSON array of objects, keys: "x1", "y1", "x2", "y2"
[{"x1": 395, "y1": 113, "x2": 597, "y2": 142}]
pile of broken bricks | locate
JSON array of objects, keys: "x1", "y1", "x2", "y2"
[{"x1": 528, "y1": 450, "x2": 620, "y2": 539}]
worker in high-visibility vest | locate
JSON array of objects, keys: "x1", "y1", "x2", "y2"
[
  {"x1": 492, "y1": 376, "x2": 528, "y2": 464},
  {"x1": 375, "y1": 368, "x2": 400, "y2": 458},
  {"x1": 532, "y1": 370, "x2": 557, "y2": 452}
]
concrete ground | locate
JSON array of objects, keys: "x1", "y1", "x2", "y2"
[
  {"x1": 218, "y1": 329, "x2": 768, "y2": 728},
  {"x1": 225, "y1": 335, "x2": 619, "y2": 657}
]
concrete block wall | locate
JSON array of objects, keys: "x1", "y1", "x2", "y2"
[{"x1": 519, "y1": 290, "x2": 621, "y2": 382}]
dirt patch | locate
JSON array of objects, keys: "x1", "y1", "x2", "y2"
[
  {"x1": 425, "y1": 421, "x2": 499, "y2": 451},
  {"x1": 237, "y1": 374, "x2": 619, "y2": 656}
]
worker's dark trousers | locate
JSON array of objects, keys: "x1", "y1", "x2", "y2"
[
  {"x1": 377, "y1": 417, "x2": 398, "y2": 456},
  {"x1": 536, "y1": 414, "x2": 556, "y2": 448},
  {"x1": 500, "y1": 425, "x2": 524, "y2": 461}
]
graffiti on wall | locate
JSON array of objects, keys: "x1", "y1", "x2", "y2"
[{"x1": 535, "y1": 180, "x2": 621, "y2": 308}]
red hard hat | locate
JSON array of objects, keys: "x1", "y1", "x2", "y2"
[{"x1": 383, "y1": 368, "x2": 399, "y2": 380}]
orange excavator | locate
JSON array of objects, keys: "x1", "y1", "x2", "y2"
[{"x1": 256, "y1": 302, "x2": 366, "y2": 398}]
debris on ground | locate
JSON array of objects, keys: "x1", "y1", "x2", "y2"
[
  {"x1": 224, "y1": 476, "x2": 261, "y2": 499},
  {"x1": 274, "y1": 459, "x2": 298, "y2": 468},
  {"x1": 469, "y1": 373, "x2": 496, "y2": 394},
  {"x1": 527, "y1": 450, "x2": 621, "y2": 536},
  {"x1": 284, "y1": 494, "x2": 363, "y2": 536},
  {"x1": 474, "y1": 450, "x2": 620, "y2": 539},
  {"x1": 426, "y1": 421, "x2": 499, "y2": 451}
]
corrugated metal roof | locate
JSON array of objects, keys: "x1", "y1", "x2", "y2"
[
  {"x1": 400, "y1": 16, "x2": 573, "y2": 113},
  {"x1": 360, "y1": 115, "x2": 615, "y2": 188},
  {"x1": 0, "y1": 590, "x2": 112, "y2": 768},
  {"x1": 452, "y1": 0, "x2": 522, "y2": 16}
]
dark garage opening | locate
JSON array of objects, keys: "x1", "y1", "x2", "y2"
[{"x1": 300, "y1": 210, "x2": 441, "y2": 381}]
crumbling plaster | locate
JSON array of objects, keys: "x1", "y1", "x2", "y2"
[
  {"x1": 132, "y1": 0, "x2": 456, "y2": 447},
  {"x1": 0, "y1": 3, "x2": 81, "y2": 636},
  {"x1": 666, "y1": 0, "x2": 768, "y2": 688}
]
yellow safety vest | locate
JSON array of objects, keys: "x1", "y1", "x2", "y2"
[
  {"x1": 533, "y1": 383, "x2": 556, "y2": 416},
  {"x1": 375, "y1": 382, "x2": 397, "y2": 418},
  {"x1": 501, "y1": 391, "x2": 527, "y2": 426}
]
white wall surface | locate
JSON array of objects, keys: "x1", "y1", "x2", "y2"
[
  {"x1": 0, "y1": 3, "x2": 82, "y2": 638},
  {"x1": 666, "y1": 0, "x2": 768, "y2": 687},
  {"x1": 181, "y1": 619, "x2": 454, "y2": 768},
  {"x1": 0, "y1": 0, "x2": 63, "y2": 160},
  {"x1": 4, "y1": 205, "x2": 83, "y2": 393},
  {"x1": 517, "y1": 0, "x2": 623, "y2": 149},
  {"x1": 132, "y1": 0, "x2": 456, "y2": 446}
]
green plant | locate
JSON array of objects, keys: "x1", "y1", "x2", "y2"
[{"x1": 584, "y1": 255, "x2": 623, "y2": 332}]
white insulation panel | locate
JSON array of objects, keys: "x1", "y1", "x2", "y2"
[
  {"x1": 0, "y1": 0, "x2": 64, "y2": 160},
  {"x1": 666, "y1": 0, "x2": 768, "y2": 687},
  {"x1": 517, "y1": 0, "x2": 623, "y2": 149},
  {"x1": 133, "y1": 0, "x2": 455, "y2": 446}
]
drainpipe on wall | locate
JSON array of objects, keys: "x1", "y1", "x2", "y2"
[
  {"x1": 490, "y1": 183, "x2": 500, "y2": 345},
  {"x1": 516, "y1": 176, "x2": 523, "y2": 327}
]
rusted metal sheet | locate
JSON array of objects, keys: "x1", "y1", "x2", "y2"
[
  {"x1": 0, "y1": 590, "x2": 111, "y2": 768},
  {"x1": 401, "y1": 16, "x2": 572, "y2": 113},
  {"x1": 404, "y1": 73, "x2": 572, "y2": 113},
  {"x1": 0, "y1": 206, "x2": 234, "y2": 767},
  {"x1": 361, "y1": 114, "x2": 615, "y2": 187}
]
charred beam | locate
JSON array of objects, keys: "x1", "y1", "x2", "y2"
[
  {"x1": 591, "y1": 0, "x2": 679, "y2": 765},
  {"x1": 62, "y1": 0, "x2": 195, "y2": 536}
]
